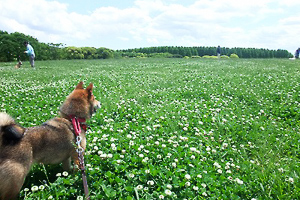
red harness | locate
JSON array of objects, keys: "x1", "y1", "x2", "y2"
[{"x1": 70, "y1": 115, "x2": 87, "y2": 134}]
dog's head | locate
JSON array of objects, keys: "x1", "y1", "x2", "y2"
[
  {"x1": 60, "y1": 82, "x2": 101, "y2": 119},
  {"x1": 18, "y1": 61, "x2": 22, "y2": 65},
  {"x1": 0, "y1": 113, "x2": 24, "y2": 146}
]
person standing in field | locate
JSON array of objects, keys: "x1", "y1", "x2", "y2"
[
  {"x1": 217, "y1": 45, "x2": 221, "y2": 59},
  {"x1": 24, "y1": 41, "x2": 35, "y2": 68},
  {"x1": 295, "y1": 48, "x2": 300, "y2": 59}
]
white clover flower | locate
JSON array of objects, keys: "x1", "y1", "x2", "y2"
[
  {"x1": 145, "y1": 169, "x2": 150, "y2": 174},
  {"x1": 77, "y1": 196, "x2": 84, "y2": 200},
  {"x1": 129, "y1": 140, "x2": 134, "y2": 146},
  {"x1": 165, "y1": 189, "x2": 172, "y2": 195},
  {"x1": 98, "y1": 150, "x2": 103, "y2": 155},
  {"x1": 235, "y1": 178, "x2": 244, "y2": 184},
  {"x1": 278, "y1": 168, "x2": 284, "y2": 173},
  {"x1": 136, "y1": 185, "x2": 143, "y2": 190},
  {"x1": 63, "y1": 171, "x2": 69, "y2": 177},
  {"x1": 201, "y1": 183, "x2": 207, "y2": 188},
  {"x1": 116, "y1": 160, "x2": 122, "y2": 164},
  {"x1": 190, "y1": 147, "x2": 197, "y2": 152},
  {"x1": 129, "y1": 173, "x2": 135, "y2": 178},
  {"x1": 166, "y1": 184, "x2": 172, "y2": 189},
  {"x1": 202, "y1": 192, "x2": 207, "y2": 196},
  {"x1": 39, "y1": 185, "x2": 45, "y2": 190},
  {"x1": 172, "y1": 163, "x2": 177, "y2": 167},
  {"x1": 159, "y1": 195, "x2": 164, "y2": 199},
  {"x1": 185, "y1": 181, "x2": 191, "y2": 187},
  {"x1": 197, "y1": 174, "x2": 202, "y2": 178},
  {"x1": 31, "y1": 186, "x2": 39, "y2": 192},
  {"x1": 217, "y1": 169, "x2": 222, "y2": 174},
  {"x1": 153, "y1": 124, "x2": 161, "y2": 129},
  {"x1": 213, "y1": 162, "x2": 221, "y2": 168},
  {"x1": 100, "y1": 154, "x2": 107, "y2": 159},
  {"x1": 193, "y1": 186, "x2": 199, "y2": 191},
  {"x1": 24, "y1": 188, "x2": 30, "y2": 192},
  {"x1": 185, "y1": 174, "x2": 191, "y2": 179},
  {"x1": 288, "y1": 177, "x2": 294, "y2": 184},
  {"x1": 147, "y1": 180, "x2": 154, "y2": 185},
  {"x1": 56, "y1": 173, "x2": 61, "y2": 177},
  {"x1": 191, "y1": 155, "x2": 196, "y2": 160}
]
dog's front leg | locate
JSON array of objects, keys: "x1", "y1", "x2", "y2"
[{"x1": 62, "y1": 157, "x2": 72, "y2": 171}]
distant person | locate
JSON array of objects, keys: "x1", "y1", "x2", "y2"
[
  {"x1": 24, "y1": 41, "x2": 35, "y2": 68},
  {"x1": 217, "y1": 45, "x2": 221, "y2": 59},
  {"x1": 295, "y1": 48, "x2": 300, "y2": 59}
]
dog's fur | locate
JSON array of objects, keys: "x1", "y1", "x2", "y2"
[
  {"x1": 0, "y1": 82, "x2": 100, "y2": 200},
  {"x1": 14, "y1": 61, "x2": 22, "y2": 69}
]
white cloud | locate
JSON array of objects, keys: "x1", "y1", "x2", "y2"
[{"x1": 0, "y1": 0, "x2": 299, "y2": 53}]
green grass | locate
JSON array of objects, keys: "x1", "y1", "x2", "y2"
[{"x1": 1, "y1": 58, "x2": 299, "y2": 199}]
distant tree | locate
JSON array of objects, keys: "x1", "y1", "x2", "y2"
[
  {"x1": 0, "y1": 34, "x2": 18, "y2": 62},
  {"x1": 96, "y1": 47, "x2": 114, "y2": 59}
]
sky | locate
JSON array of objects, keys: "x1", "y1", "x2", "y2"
[{"x1": 0, "y1": 0, "x2": 300, "y2": 54}]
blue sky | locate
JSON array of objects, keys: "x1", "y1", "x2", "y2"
[{"x1": 0, "y1": 0, "x2": 300, "y2": 54}]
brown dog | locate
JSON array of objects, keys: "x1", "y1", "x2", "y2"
[
  {"x1": 14, "y1": 61, "x2": 22, "y2": 69},
  {"x1": 0, "y1": 82, "x2": 100, "y2": 200}
]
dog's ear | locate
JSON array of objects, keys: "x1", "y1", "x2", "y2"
[
  {"x1": 3, "y1": 124, "x2": 24, "y2": 143},
  {"x1": 76, "y1": 82, "x2": 84, "y2": 90},
  {"x1": 86, "y1": 83, "x2": 93, "y2": 97}
]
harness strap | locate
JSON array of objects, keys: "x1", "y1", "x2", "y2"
[{"x1": 70, "y1": 115, "x2": 87, "y2": 135}]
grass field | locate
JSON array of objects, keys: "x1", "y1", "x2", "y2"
[{"x1": 0, "y1": 58, "x2": 299, "y2": 199}]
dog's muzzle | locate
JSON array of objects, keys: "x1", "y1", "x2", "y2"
[{"x1": 93, "y1": 101, "x2": 101, "y2": 112}]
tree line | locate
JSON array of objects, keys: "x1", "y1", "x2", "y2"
[
  {"x1": 0, "y1": 31, "x2": 293, "y2": 62},
  {"x1": 119, "y1": 46, "x2": 293, "y2": 58},
  {"x1": 0, "y1": 31, "x2": 114, "y2": 62}
]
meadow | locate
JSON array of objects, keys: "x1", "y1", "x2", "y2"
[{"x1": 0, "y1": 58, "x2": 299, "y2": 199}]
